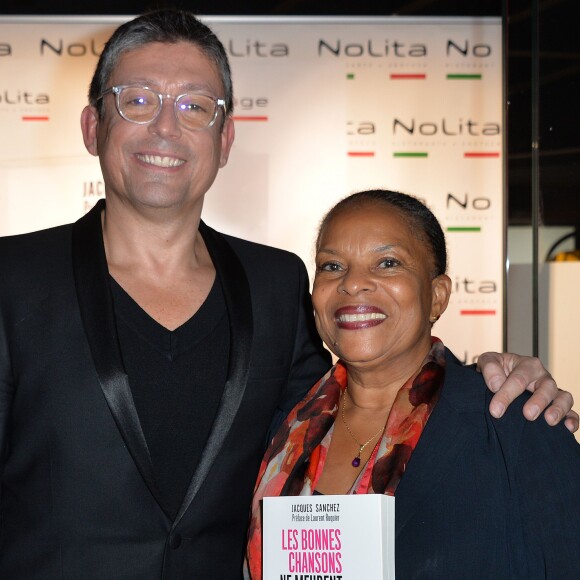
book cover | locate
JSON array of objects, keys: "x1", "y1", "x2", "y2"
[{"x1": 263, "y1": 494, "x2": 395, "y2": 580}]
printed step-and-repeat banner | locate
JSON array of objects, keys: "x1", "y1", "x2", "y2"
[{"x1": 0, "y1": 16, "x2": 504, "y2": 361}]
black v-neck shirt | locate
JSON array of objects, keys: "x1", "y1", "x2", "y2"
[{"x1": 110, "y1": 276, "x2": 229, "y2": 520}]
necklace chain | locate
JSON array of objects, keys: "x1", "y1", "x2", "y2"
[{"x1": 340, "y1": 387, "x2": 385, "y2": 468}]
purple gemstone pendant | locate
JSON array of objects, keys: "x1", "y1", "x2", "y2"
[{"x1": 352, "y1": 456, "x2": 361, "y2": 468}]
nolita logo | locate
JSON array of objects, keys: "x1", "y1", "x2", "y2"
[
  {"x1": 226, "y1": 39, "x2": 289, "y2": 57},
  {"x1": 319, "y1": 38, "x2": 427, "y2": 57},
  {"x1": 393, "y1": 117, "x2": 500, "y2": 137},
  {"x1": 389, "y1": 118, "x2": 501, "y2": 159},
  {"x1": 452, "y1": 277, "x2": 498, "y2": 318},
  {"x1": 0, "y1": 38, "x2": 104, "y2": 57},
  {"x1": 40, "y1": 38, "x2": 103, "y2": 57},
  {"x1": 0, "y1": 89, "x2": 49, "y2": 105},
  {"x1": 447, "y1": 193, "x2": 491, "y2": 211},
  {"x1": 318, "y1": 38, "x2": 493, "y2": 59},
  {"x1": 442, "y1": 193, "x2": 495, "y2": 234},
  {"x1": 0, "y1": 89, "x2": 50, "y2": 121},
  {"x1": 454, "y1": 277, "x2": 497, "y2": 294}
]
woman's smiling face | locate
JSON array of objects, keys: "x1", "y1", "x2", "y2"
[{"x1": 312, "y1": 202, "x2": 450, "y2": 371}]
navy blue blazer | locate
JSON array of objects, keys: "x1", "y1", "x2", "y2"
[
  {"x1": 395, "y1": 349, "x2": 580, "y2": 579},
  {"x1": 0, "y1": 200, "x2": 331, "y2": 579}
]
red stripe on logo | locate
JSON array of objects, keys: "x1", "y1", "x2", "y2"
[
  {"x1": 464, "y1": 152, "x2": 500, "y2": 158},
  {"x1": 390, "y1": 74, "x2": 426, "y2": 80},
  {"x1": 232, "y1": 116, "x2": 268, "y2": 122}
]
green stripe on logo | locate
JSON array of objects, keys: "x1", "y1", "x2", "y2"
[{"x1": 447, "y1": 74, "x2": 482, "y2": 80}]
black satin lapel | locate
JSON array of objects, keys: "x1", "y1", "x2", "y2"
[
  {"x1": 72, "y1": 200, "x2": 165, "y2": 512},
  {"x1": 173, "y1": 222, "x2": 253, "y2": 528},
  {"x1": 394, "y1": 397, "x2": 475, "y2": 536}
]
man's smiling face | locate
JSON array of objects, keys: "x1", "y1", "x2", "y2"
[{"x1": 81, "y1": 41, "x2": 234, "y2": 216}]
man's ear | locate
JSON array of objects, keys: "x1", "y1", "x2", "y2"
[
  {"x1": 430, "y1": 274, "x2": 452, "y2": 321},
  {"x1": 219, "y1": 116, "x2": 235, "y2": 168},
  {"x1": 80, "y1": 105, "x2": 100, "y2": 156}
]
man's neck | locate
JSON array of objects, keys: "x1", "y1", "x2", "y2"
[
  {"x1": 101, "y1": 196, "x2": 206, "y2": 263},
  {"x1": 100, "y1": 198, "x2": 216, "y2": 331}
]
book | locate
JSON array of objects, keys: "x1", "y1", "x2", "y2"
[{"x1": 263, "y1": 494, "x2": 395, "y2": 580}]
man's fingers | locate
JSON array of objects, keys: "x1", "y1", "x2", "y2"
[
  {"x1": 564, "y1": 411, "x2": 579, "y2": 434},
  {"x1": 540, "y1": 389, "x2": 574, "y2": 425},
  {"x1": 476, "y1": 351, "x2": 509, "y2": 393},
  {"x1": 478, "y1": 352, "x2": 576, "y2": 430},
  {"x1": 520, "y1": 373, "x2": 559, "y2": 420},
  {"x1": 488, "y1": 372, "x2": 528, "y2": 418}
]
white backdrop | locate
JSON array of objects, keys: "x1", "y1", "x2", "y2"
[{"x1": 0, "y1": 16, "x2": 504, "y2": 361}]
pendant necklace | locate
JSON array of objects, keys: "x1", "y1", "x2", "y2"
[{"x1": 340, "y1": 387, "x2": 386, "y2": 468}]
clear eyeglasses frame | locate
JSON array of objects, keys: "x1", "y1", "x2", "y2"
[{"x1": 96, "y1": 85, "x2": 226, "y2": 131}]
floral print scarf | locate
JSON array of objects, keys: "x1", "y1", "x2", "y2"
[{"x1": 244, "y1": 338, "x2": 446, "y2": 579}]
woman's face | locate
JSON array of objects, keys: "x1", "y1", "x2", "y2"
[{"x1": 312, "y1": 202, "x2": 450, "y2": 369}]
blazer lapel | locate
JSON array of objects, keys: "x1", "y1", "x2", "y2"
[
  {"x1": 394, "y1": 352, "x2": 480, "y2": 535},
  {"x1": 71, "y1": 200, "x2": 165, "y2": 514},
  {"x1": 173, "y1": 221, "x2": 253, "y2": 528}
]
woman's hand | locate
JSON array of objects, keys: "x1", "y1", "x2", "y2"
[{"x1": 477, "y1": 352, "x2": 578, "y2": 433}]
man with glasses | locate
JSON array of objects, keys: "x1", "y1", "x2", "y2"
[
  {"x1": 98, "y1": 85, "x2": 227, "y2": 130},
  {"x1": 0, "y1": 8, "x2": 576, "y2": 579}
]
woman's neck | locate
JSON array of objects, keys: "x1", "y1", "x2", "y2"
[{"x1": 344, "y1": 344, "x2": 431, "y2": 409}]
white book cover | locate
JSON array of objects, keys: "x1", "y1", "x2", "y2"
[{"x1": 263, "y1": 494, "x2": 395, "y2": 580}]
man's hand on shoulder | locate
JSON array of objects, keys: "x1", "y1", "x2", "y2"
[{"x1": 477, "y1": 352, "x2": 578, "y2": 433}]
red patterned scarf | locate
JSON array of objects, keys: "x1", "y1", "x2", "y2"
[{"x1": 244, "y1": 338, "x2": 446, "y2": 579}]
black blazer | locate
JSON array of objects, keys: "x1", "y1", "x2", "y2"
[
  {"x1": 395, "y1": 350, "x2": 580, "y2": 579},
  {"x1": 0, "y1": 200, "x2": 331, "y2": 579}
]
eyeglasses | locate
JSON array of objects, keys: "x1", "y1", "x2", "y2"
[{"x1": 97, "y1": 85, "x2": 226, "y2": 131}]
